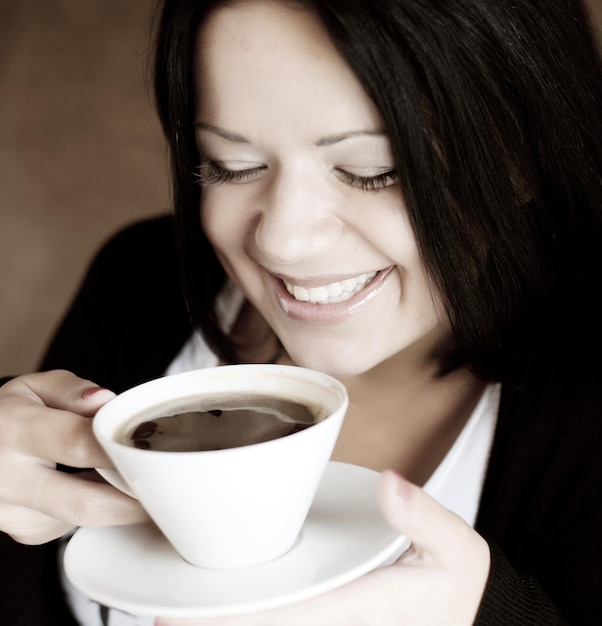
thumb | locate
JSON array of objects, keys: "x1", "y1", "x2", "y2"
[
  {"x1": 74, "y1": 385, "x2": 116, "y2": 417},
  {"x1": 17, "y1": 370, "x2": 116, "y2": 416},
  {"x1": 378, "y1": 470, "x2": 473, "y2": 564}
]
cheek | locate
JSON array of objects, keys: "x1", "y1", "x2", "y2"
[
  {"x1": 359, "y1": 196, "x2": 419, "y2": 268},
  {"x1": 200, "y1": 215, "x2": 239, "y2": 290},
  {"x1": 200, "y1": 199, "x2": 235, "y2": 286},
  {"x1": 200, "y1": 193, "x2": 259, "y2": 289},
  {"x1": 200, "y1": 194, "x2": 223, "y2": 247},
  {"x1": 362, "y1": 199, "x2": 444, "y2": 318},
  {"x1": 201, "y1": 193, "x2": 241, "y2": 253},
  {"x1": 201, "y1": 186, "x2": 260, "y2": 249}
]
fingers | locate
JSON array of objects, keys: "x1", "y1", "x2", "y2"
[
  {"x1": 0, "y1": 468, "x2": 149, "y2": 541},
  {"x1": 378, "y1": 471, "x2": 489, "y2": 566},
  {"x1": 0, "y1": 371, "x2": 114, "y2": 468},
  {"x1": 378, "y1": 471, "x2": 491, "y2": 624},
  {"x1": 4, "y1": 403, "x2": 112, "y2": 468},
  {"x1": 0, "y1": 371, "x2": 150, "y2": 544},
  {"x1": 0, "y1": 502, "x2": 74, "y2": 544},
  {"x1": 2, "y1": 370, "x2": 116, "y2": 416}
]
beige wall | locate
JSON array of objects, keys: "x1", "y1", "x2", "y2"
[
  {"x1": 0, "y1": 0, "x2": 601, "y2": 375},
  {"x1": 0, "y1": 0, "x2": 168, "y2": 374}
]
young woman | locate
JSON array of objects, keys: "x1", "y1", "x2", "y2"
[{"x1": 1, "y1": 1, "x2": 601, "y2": 624}]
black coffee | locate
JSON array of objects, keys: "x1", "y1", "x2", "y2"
[{"x1": 120, "y1": 395, "x2": 322, "y2": 452}]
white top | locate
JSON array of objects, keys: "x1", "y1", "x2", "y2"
[{"x1": 60, "y1": 286, "x2": 499, "y2": 625}]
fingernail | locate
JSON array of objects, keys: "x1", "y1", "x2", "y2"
[
  {"x1": 81, "y1": 386, "x2": 113, "y2": 400},
  {"x1": 391, "y1": 471, "x2": 412, "y2": 501}
]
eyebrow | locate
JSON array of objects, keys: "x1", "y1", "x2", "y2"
[
  {"x1": 195, "y1": 123, "x2": 387, "y2": 146},
  {"x1": 195, "y1": 123, "x2": 250, "y2": 143},
  {"x1": 315, "y1": 130, "x2": 388, "y2": 146}
]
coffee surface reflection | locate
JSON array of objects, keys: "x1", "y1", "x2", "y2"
[{"x1": 120, "y1": 395, "x2": 321, "y2": 452}]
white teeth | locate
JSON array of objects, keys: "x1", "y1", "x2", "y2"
[
  {"x1": 327, "y1": 282, "x2": 343, "y2": 297},
  {"x1": 292, "y1": 285, "x2": 309, "y2": 301},
  {"x1": 284, "y1": 271, "x2": 377, "y2": 304}
]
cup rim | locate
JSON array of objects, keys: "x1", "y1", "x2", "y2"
[{"x1": 93, "y1": 364, "x2": 348, "y2": 456}]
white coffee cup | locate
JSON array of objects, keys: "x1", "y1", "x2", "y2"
[{"x1": 93, "y1": 364, "x2": 348, "y2": 569}]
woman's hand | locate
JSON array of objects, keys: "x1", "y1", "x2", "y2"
[
  {"x1": 156, "y1": 471, "x2": 490, "y2": 626},
  {"x1": 0, "y1": 369, "x2": 148, "y2": 544}
]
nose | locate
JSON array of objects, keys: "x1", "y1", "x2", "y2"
[{"x1": 254, "y1": 165, "x2": 343, "y2": 265}]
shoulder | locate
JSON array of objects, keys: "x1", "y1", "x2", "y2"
[
  {"x1": 506, "y1": 342, "x2": 602, "y2": 433},
  {"x1": 84, "y1": 214, "x2": 182, "y2": 307},
  {"x1": 92, "y1": 214, "x2": 178, "y2": 274},
  {"x1": 481, "y1": 338, "x2": 602, "y2": 524},
  {"x1": 39, "y1": 215, "x2": 193, "y2": 389},
  {"x1": 482, "y1": 344, "x2": 602, "y2": 535},
  {"x1": 101, "y1": 213, "x2": 176, "y2": 247},
  {"x1": 477, "y1": 348, "x2": 602, "y2": 622},
  {"x1": 496, "y1": 344, "x2": 602, "y2": 474}
]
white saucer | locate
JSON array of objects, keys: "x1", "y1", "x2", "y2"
[{"x1": 64, "y1": 462, "x2": 409, "y2": 618}]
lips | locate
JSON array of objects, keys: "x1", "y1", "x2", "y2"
[
  {"x1": 283, "y1": 271, "x2": 377, "y2": 304},
  {"x1": 272, "y1": 267, "x2": 393, "y2": 322}
]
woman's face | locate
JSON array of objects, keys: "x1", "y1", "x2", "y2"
[{"x1": 194, "y1": 0, "x2": 446, "y2": 378}]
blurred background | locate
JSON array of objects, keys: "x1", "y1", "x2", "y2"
[
  {"x1": 0, "y1": 0, "x2": 168, "y2": 374},
  {"x1": 0, "y1": 0, "x2": 601, "y2": 375}
]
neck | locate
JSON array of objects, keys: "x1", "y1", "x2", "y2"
[{"x1": 331, "y1": 341, "x2": 486, "y2": 484}]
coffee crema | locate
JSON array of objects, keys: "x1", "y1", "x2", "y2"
[{"x1": 119, "y1": 395, "x2": 322, "y2": 452}]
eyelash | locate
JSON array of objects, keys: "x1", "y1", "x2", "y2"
[
  {"x1": 335, "y1": 169, "x2": 397, "y2": 192},
  {"x1": 194, "y1": 161, "x2": 265, "y2": 187},
  {"x1": 194, "y1": 160, "x2": 397, "y2": 191}
]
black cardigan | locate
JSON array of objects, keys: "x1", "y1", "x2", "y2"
[{"x1": 1, "y1": 216, "x2": 600, "y2": 625}]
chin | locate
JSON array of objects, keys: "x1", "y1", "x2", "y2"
[{"x1": 285, "y1": 346, "x2": 386, "y2": 381}]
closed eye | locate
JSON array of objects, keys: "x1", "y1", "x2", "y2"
[
  {"x1": 194, "y1": 160, "x2": 267, "y2": 187},
  {"x1": 334, "y1": 168, "x2": 398, "y2": 191}
]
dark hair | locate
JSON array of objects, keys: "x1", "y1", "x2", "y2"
[{"x1": 153, "y1": 0, "x2": 602, "y2": 380}]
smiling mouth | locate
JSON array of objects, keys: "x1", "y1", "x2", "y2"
[{"x1": 283, "y1": 271, "x2": 378, "y2": 304}]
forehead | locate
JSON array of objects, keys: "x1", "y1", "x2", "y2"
[
  {"x1": 194, "y1": 0, "x2": 383, "y2": 132},
  {"x1": 197, "y1": 1, "x2": 333, "y2": 68},
  {"x1": 200, "y1": 1, "x2": 326, "y2": 54}
]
